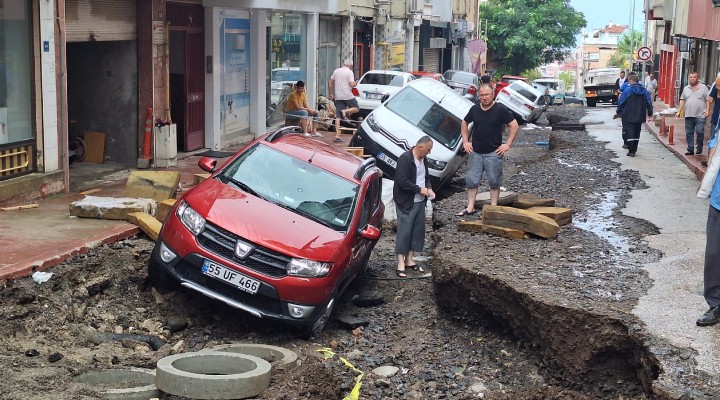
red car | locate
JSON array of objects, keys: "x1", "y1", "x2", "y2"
[
  {"x1": 148, "y1": 126, "x2": 384, "y2": 338},
  {"x1": 411, "y1": 71, "x2": 449, "y2": 86},
  {"x1": 493, "y1": 75, "x2": 529, "y2": 98}
]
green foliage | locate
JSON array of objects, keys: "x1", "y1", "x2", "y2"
[
  {"x1": 607, "y1": 30, "x2": 644, "y2": 69},
  {"x1": 557, "y1": 71, "x2": 574, "y2": 90},
  {"x1": 479, "y1": 0, "x2": 586, "y2": 75},
  {"x1": 523, "y1": 69, "x2": 542, "y2": 81}
]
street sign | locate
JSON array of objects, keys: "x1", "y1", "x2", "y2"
[{"x1": 637, "y1": 46, "x2": 653, "y2": 61}]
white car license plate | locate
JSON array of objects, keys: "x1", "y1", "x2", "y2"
[
  {"x1": 377, "y1": 151, "x2": 397, "y2": 168},
  {"x1": 510, "y1": 97, "x2": 523, "y2": 107},
  {"x1": 455, "y1": 88, "x2": 464, "y2": 94},
  {"x1": 202, "y1": 259, "x2": 260, "y2": 294},
  {"x1": 366, "y1": 93, "x2": 382, "y2": 100}
]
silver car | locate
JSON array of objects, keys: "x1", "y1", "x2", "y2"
[
  {"x1": 495, "y1": 80, "x2": 549, "y2": 124},
  {"x1": 443, "y1": 70, "x2": 480, "y2": 103}
]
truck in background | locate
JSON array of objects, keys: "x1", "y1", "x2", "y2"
[{"x1": 583, "y1": 67, "x2": 621, "y2": 107}]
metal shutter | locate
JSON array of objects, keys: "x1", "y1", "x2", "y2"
[
  {"x1": 422, "y1": 48, "x2": 440, "y2": 73},
  {"x1": 65, "y1": 0, "x2": 137, "y2": 42}
]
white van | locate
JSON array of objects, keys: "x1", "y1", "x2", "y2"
[
  {"x1": 349, "y1": 79, "x2": 474, "y2": 191},
  {"x1": 533, "y1": 78, "x2": 566, "y2": 105}
]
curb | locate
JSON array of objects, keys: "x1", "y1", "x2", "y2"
[
  {"x1": 645, "y1": 120, "x2": 705, "y2": 181},
  {"x1": 0, "y1": 225, "x2": 140, "y2": 281}
]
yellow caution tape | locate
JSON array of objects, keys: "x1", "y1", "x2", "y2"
[{"x1": 317, "y1": 348, "x2": 364, "y2": 400}]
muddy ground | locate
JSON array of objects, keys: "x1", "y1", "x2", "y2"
[{"x1": 0, "y1": 106, "x2": 715, "y2": 399}]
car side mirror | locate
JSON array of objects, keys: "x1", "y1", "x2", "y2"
[
  {"x1": 359, "y1": 224, "x2": 381, "y2": 241},
  {"x1": 198, "y1": 157, "x2": 217, "y2": 173}
]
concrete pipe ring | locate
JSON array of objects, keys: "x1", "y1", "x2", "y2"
[
  {"x1": 206, "y1": 343, "x2": 299, "y2": 370},
  {"x1": 73, "y1": 367, "x2": 160, "y2": 400},
  {"x1": 155, "y1": 351, "x2": 271, "y2": 399}
]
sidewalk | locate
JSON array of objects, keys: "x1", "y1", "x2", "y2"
[{"x1": 0, "y1": 126, "x2": 355, "y2": 281}]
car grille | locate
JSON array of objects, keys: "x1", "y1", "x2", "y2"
[
  {"x1": 174, "y1": 259, "x2": 283, "y2": 315},
  {"x1": 198, "y1": 222, "x2": 291, "y2": 278}
]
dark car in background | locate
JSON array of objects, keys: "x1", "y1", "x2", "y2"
[
  {"x1": 443, "y1": 70, "x2": 480, "y2": 103},
  {"x1": 148, "y1": 126, "x2": 384, "y2": 338}
]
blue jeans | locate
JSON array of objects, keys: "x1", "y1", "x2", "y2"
[
  {"x1": 711, "y1": 118, "x2": 720, "y2": 142},
  {"x1": 685, "y1": 116, "x2": 706, "y2": 153}
]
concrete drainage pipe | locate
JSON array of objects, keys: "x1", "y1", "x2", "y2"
[
  {"x1": 155, "y1": 351, "x2": 271, "y2": 399},
  {"x1": 73, "y1": 368, "x2": 159, "y2": 400},
  {"x1": 206, "y1": 343, "x2": 298, "y2": 371}
]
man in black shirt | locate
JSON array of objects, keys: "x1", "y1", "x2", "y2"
[{"x1": 456, "y1": 84, "x2": 519, "y2": 216}]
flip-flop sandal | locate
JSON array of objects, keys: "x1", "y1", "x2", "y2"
[
  {"x1": 395, "y1": 269, "x2": 407, "y2": 278},
  {"x1": 456, "y1": 209, "x2": 476, "y2": 217},
  {"x1": 407, "y1": 264, "x2": 425, "y2": 273}
]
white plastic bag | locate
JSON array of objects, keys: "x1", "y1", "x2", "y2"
[
  {"x1": 381, "y1": 178, "x2": 396, "y2": 222},
  {"x1": 698, "y1": 146, "x2": 720, "y2": 198}
]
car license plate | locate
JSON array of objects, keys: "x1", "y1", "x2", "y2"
[
  {"x1": 600, "y1": 90, "x2": 613, "y2": 95},
  {"x1": 510, "y1": 97, "x2": 523, "y2": 107},
  {"x1": 202, "y1": 259, "x2": 260, "y2": 294},
  {"x1": 376, "y1": 151, "x2": 397, "y2": 168},
  {"x1": 366, "y1": 93, "x2": 382, "y2": 100},
  {"x1": 455, "y1": 88, "x2": 464, "y2": 94}
]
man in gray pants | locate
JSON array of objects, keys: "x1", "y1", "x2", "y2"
[{"x1": 676, "y1": 71, "x2": 710, "y2": 155}]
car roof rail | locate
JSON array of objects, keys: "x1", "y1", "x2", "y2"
[
  {"x1": 265, "y1": 125, "x2": 303, "y2": 142},
  {"x1": 354, "y1": 157, "x2": 377, "y2": 180}
]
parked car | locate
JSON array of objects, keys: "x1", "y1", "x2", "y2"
[
  {"x1": 443, "y1": 70, "x2": 480, "y2": 103},
  {"x1": 564, "y1": 93, "x2": 584, "y2": 105},
  {"x1": 148, "y1": 126, "x2": 384, "y2": 338},
  {"x1": 411, "y1": 71, "x2": 449, "y2": 86},
  {"x1": 494, "y1": 75, "x2": 529, "y2": 98},
  {"x1": 533, "y1": 78, "x2": 566, "y2": 105},
  {"x1": 270, "y1": 68, "x2": 305, "y2": 106},
  {"x1": 354, "y1": 70, "x2": 415, "y2": 117},
  {"x1": 495, "y1": 80, "x2": 549, "y2": 124},
  {"x1": 349, "y1": 78, "x2": 474, "y2": 191}
]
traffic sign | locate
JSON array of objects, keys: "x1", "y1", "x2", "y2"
[{"x1": 637, "y1": 46, "x2": 653, "y2": 61}]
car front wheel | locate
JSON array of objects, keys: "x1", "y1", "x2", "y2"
[
  {"x1": 298, "y1": 293, "x2": 337, "y2": 340},
  {"x1": 148, "y1": 257, "x2": 179, "y2": 293}
]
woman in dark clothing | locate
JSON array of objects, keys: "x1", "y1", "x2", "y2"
[{"x1": 393, "y1": 136, "x2": 435, "y2": 278}]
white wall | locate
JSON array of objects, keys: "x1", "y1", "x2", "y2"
[{"x1": 40, "y1": 0, "x2": 58, "y2": 171}]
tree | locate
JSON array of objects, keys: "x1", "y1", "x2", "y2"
[
  {"x1": 557, "y1": 71, "x2": 574, "y2": 91},
  {"x1": 479, "y1": 0, "x2": 586, "y2": 76},
  {"x1": 607, "y1": 30, "x2": 644, "y2": 70}
]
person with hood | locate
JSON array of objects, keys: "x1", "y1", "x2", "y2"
[{"x1": 616, "y1": 73, "x2": 653, "y2": 157}]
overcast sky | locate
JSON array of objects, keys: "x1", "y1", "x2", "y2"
[{"x1": 569, "y1": 0, "x2": 646, "y2": 45}]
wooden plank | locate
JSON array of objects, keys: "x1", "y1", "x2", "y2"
[
  {"x1": 511, "y1": 193, "x2": 556, "y2": 209},
  {"x1": 344, "y1": 147, "x2": 365, "y2": 157},
  {"x1": 458, "y1": 220, "x2": 526, "y2": 239},
  {"x1": 80, "y1": 188, "x2": 103, "y2": 195},
  {"x1": 194, "y1": 173, "x2": 211, "y2": 185},
  {"x1": 526, "y1": 206, "x2": 573, "y2": 222},
  {"x1": 1, "y1": 203, "x2": 39, "y2": 211},
  {"x1": 474, "y1": 191, "x2": 518, "y2": 206},
  {"x1": 156, "y1": 199, "x2": 177, "y2": 222},
  {"x1": 482, "y1": 205, "x2": 559, "y2": 239},
  {"x1": 83, "y1": 131, "x2": 106, "y2": 164}
]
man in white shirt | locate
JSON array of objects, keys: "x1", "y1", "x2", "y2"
[
  {"x1": 328, "y1": 59, "x2": 359, "y2": 143},
  {"x1": 676, "y1": 71, "x2": 711, "y2": 155}
]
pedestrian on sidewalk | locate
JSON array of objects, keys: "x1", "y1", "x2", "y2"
[
  {"x1": 393, "y1": 136, "x2": 435, "y2": 278},
  {"x1": 616, "y1": 73, "x2": 653, "y2": 157},
  {"x1": 328, "y1": 59, "x2": 359, "y2": 143},
  {"x1": 676, "y1": 71, "x2": 710, "y2": 155},
  {"x1": 697, "y1": 134, "x2": 720, "y2": 326},
  {"x1": 457, "y1": 84, "x2": 518, "y2": 215},
  {"x1": 644, "y1": 71, "x2": 657, "y2": 102},
  {"x1": 619, "y1": 72, "x2": 639, "y2": 149}
]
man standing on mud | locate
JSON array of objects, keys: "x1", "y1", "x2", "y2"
[
  {"x1": 328, "y1": 59, "x2": 359, "y2": 143},
  {"x1": 698, "y1": 133, "x2": 720, "y2": 326},
  {"x1": 676, "y1": 71, "x2": 710, "y2": 155},
  {"x1": 616, "y1": 74, "x2": 653, "y2": 157},
  {"x1": 456, "y1": 84, "x2": 518, "y2": 216}
]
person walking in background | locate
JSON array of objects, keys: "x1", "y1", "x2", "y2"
[
  {"x1": 393, "y1": 136, "x2": 435, "y2": 278},
  {"x1": 328, "y1": 59, "x2": 359, "y2": 143},
  {"x1": 616, "y1": 74, "x2": 653, "y2": 157},
  {"x1": 616, "y1": 70, "x2": 627, "y2": 98},
  {"x1": 676, "y1": 71, "x2": 710, "y2": 155},
  {"x1": 644, "y1": 71, "x2": 657, "y2": 102},
  {"x1": 284, "y1": 81, "x2": 321, "y2": 137},
  {"x1": 618, "y1": 71, "x2": 637, "y2": 149},
  {"x1": 457, "y1": 83, "x2": 518, "y2": 216},
  {"x1": 707, "y1": 73, "x2": 720, "y2": 142}
]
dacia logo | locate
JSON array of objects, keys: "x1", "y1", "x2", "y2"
[{"x1": 235, "y1": 240, "x2": 254, "y2": 259}]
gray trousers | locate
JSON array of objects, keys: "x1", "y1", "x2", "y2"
[
  {"x1": 705, "y1": 205, "x2": 720, "y2": 308},
  {"x1": 395, "y1": 201, "x2": 426, "y2": 255}
]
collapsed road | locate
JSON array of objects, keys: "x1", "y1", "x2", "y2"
[{"x1": 1, "y1": 106, "x2": 719, "y2": 399}]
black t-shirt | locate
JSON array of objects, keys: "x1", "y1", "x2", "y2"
[{"x1": 463, "y1": 102, "x2": 514, "y2": 154}]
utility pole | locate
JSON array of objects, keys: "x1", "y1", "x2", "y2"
[
  {"x1": 628, "y1": 0, "x2": 635, "y2": 73},
  {"x1": 641, "y1": 0, "x2": 649, "y2": 79}
]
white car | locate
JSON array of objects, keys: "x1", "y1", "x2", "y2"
[
  {"x1": 354, "y1": 70, "x2": 415, "y2": 117},
  {"x1": 349, "y1": 78, "x2": 474, "y2": 191},
  {"x1": 495, "y1": 80, "x2": 549, "y2": 124}
]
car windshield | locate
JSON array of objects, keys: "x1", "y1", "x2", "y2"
[
  {"x1": 385, "y1": 86, "x2": 462, "y2": 150},
  {"x1": 361, "y1": 73, "x2": 405, "y2": 87},
  {"x1": 445, "y1": 71, "x2": 475, "y2": 84},
  {"x1": 509, "y1": 82, "x2": 539, "y2": 102},
  {"x1": 219, "y1": 144, "x2": 359, "y2": 231},
  {"x1": 537, "y1": 81, "x2": 558, "y2": 90}
]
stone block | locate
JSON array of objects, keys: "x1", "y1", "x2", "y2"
[
  {"x1": 69, "y1": 196, "x2": 157, "y2": 220},
  {"x1": 127, "y1": 212, "x2": 162, "y2": 241},
  {"x1": 124, "y1": 171, "x2": 180, "y2": 202},
  {"x1": 157, "y1": 199, "x2": 177, "y2": 223}
]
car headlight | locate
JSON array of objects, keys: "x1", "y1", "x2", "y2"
[
  {"x1": 427, "y1": 157, "x2": 447, "y2": 171},
  {"x1": 366, "y1": 114, "x2": 380, "y2": 132},
  {"x1": 176, "y1": 201, "x2": 206, "y2": 236},
  {"x1": 287, "y1": 258, "x2": 332, "y2": 277}
]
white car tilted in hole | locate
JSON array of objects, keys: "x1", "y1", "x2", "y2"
[
  {"x1": 354, "y1": 70, "x2": 415, "y2": 117},
  {"x1": 494, "y1": 80, "x2": 549, "y2": 124},
  {"x1": 349, "y1": 78, "x2": 474, "y2": 191}
]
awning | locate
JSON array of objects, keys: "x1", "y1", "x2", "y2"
[{"x1": 203, "y1": 0, "x2": 337, "y2": 13}]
